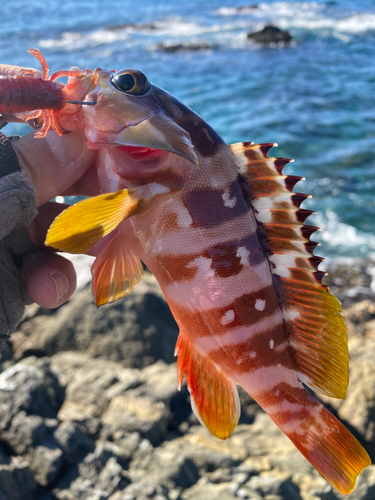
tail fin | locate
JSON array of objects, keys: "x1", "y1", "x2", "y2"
[{"x1": 261, "y1": 387, "x2": 371, "y2": 494}]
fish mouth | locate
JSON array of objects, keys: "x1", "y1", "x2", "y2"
[{"x1": 110, "y1": 143, "x2": 192, "y2": 188}]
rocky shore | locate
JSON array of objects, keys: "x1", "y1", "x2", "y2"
[{"x1": 1, "y1": 264, "x2": 375, "y2": 500}]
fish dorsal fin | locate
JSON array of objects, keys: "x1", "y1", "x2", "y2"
[
  {"x1": 230, "y1": 142, "x2": 348, "y2": 399},
  {"x1": 175, "y1": 330, "x2": 240, "y2": 440},
  {"x1": 91, "y1": 229, "x2": 144, "y2": 306}
]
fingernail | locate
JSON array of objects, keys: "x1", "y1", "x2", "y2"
[{"x1": 49, "y1": 272, "x2": 69, "y2": 302}]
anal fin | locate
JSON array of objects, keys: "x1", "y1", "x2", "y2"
[
  {"x1": 91, "y1": 229, "x2": 144, "y2": 306},
  {"x1": 175, "y1": 331, "x2": 240, "y2": 440}
]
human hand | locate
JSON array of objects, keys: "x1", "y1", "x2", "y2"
[{"x1": 12, "y1": 130, "x2": 100, "y2": 309}]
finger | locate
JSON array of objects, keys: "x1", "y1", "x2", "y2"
[
  {"x1": 61, "y1": 161, "x2": 100, "y2": 197},
  {"x1": 27, "y1": 202, "x2": 70, "y2": 248},
  {"x1": 22, "y1": 250, "x2": 76, "y2": 308},
  {"x1": 12, "y1": 130, "x2": 97, "y2": 205}
]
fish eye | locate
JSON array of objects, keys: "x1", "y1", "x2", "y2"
[{"x1": 110, "y1": 69, "x2": 150, "y2": 95}]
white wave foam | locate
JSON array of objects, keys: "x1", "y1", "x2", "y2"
[
  {"x1": 313, "y1": 210, "x2": 375, "y2": 261},
  {"x1": 39, "y1": 27, "x2": 131, "y2": 50},
  {"x1": 39, "y1": 2, "x2": 375, "y2": 52},
  {"x1": 219, "y1": 1, "x2": 375, "y2": 37}
]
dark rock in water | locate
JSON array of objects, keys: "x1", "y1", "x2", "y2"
[
  {"x1": 247, "y1": 25, "x2": 292, "y2": 46},
  {"x1": 157, "y1": 42, "x2": 216, "y2": 53},
  {"x1": 107, "y1": 22, "x2": 159, "y2": 31},
  {"x1": 236, "y1": 4, "x2": 259, "y2": 11}
]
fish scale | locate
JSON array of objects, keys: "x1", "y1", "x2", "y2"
[{"x1": 40, "y1": 59, "x2": 371, "y2": 494}]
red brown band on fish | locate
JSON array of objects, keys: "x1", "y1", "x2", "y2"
[{"x1": 155, "y1": 232, "x2": 265, "y2": 284}]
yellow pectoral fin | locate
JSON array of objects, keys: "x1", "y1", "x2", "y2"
[{"x1": 45, "y1": 189, "x2": 143, "y2": 254}]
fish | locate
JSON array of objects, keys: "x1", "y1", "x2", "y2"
[{"x1": 14, "y1": 54, "x2": 368, "y2": 493}]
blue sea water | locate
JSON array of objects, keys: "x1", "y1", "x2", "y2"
[{"x1": 2, "y1": 0, "x2": 375, "y2": 265}]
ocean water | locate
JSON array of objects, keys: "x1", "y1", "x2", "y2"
[{"x1": 2, "y1": 0, "x2": 375, "y2": 266}]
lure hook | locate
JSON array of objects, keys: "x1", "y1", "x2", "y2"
[{"x1": 65, "y1": 100, "x2": 97, "y2": 105}]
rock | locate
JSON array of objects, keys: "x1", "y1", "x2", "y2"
[
  {"x1": 236, "y1": 5, "x2": 258, "y2": 12},
  {"x1": 3, "y1": 260, "x2": 375, "y2": 498},
  {"x1": 28, "y1": 444, "x2": 64, "y2": 486},
  {"x1": 54, "y1": 442, "x2": 129, "y2": 500},
  {"x1": 135, "y1": 361, "x2": 191, "y2": 429},
  {"x1": 246, "y1": 472, "x2": 300, "y2": 499},
  {"x1": 128, "y1": 444, "x2": 199, "y2": 490},
  {"x1": 107, "y1": 22, "x2": 159, "y2": 31},
  {"x1": 0, "y1": 456, "x2": 37, "y2": 500},
  {"x1": 58, "y1": 400, "x2": 101, "y2": 437},
  {"x1": 54, "y1": 421, "x2": 89, "y2": 462},
  {"x1": 181, "y1": 478, "x2": 244, "y2": 500},
  {"x1": 1, "y1": 411, "x2": 47, "y2": 454},
  {"x1": 0, "y1": 358, "x2": 64, "y2": 434},
  {"x1": 13, "y1": 274, "x2": 178, "y2": 368},
  {"x1": 156, "y1": 42, "x2": 216, "y2": 53},
  {"x1": 51, "y1": 352, "x2": 141, "y2": 414},
  {"x1": 110, "y1": 479, "x2": 169, "y2": 500},
  {"x1": 247, "y1": 25, "x2": 292, "y2": 46},
  {"x1": 102, "y1": 395, "x2": 168, "y2": 446}
]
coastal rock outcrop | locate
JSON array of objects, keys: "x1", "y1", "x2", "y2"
[
  {"x1": 1, "y1": 266, "x2": 375, "y2": 499},
  {"x1": 247, "y1": 25, "x2": 293, "y2": 46}
]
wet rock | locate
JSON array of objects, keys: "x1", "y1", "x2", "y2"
[
  {"x1": 236, "y1": 5, "x2": 259, "y2": 12},
  {"x1": 0, "y1": 456, "x2": 37, "y2": 500},
  {"x1": 12, "y1": 274, "x2": 178, "y2": 369},
  {"x1": 156, "y1": 42, "x2": 216, "y2": 53},
  {"x1": 247, "y1": 25, "x2": 292, "y2": 46},
  {"x1": 107, "y1": 22, "x2": 159, "y2": 31}
]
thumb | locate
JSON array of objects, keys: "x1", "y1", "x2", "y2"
[{"x1": 12, "y1": 130, "x2": 96, "y2": 206}]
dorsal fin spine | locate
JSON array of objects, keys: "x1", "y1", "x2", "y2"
[{"x1": 230, "y1": 141, "x2": 348, "y2": 401}]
